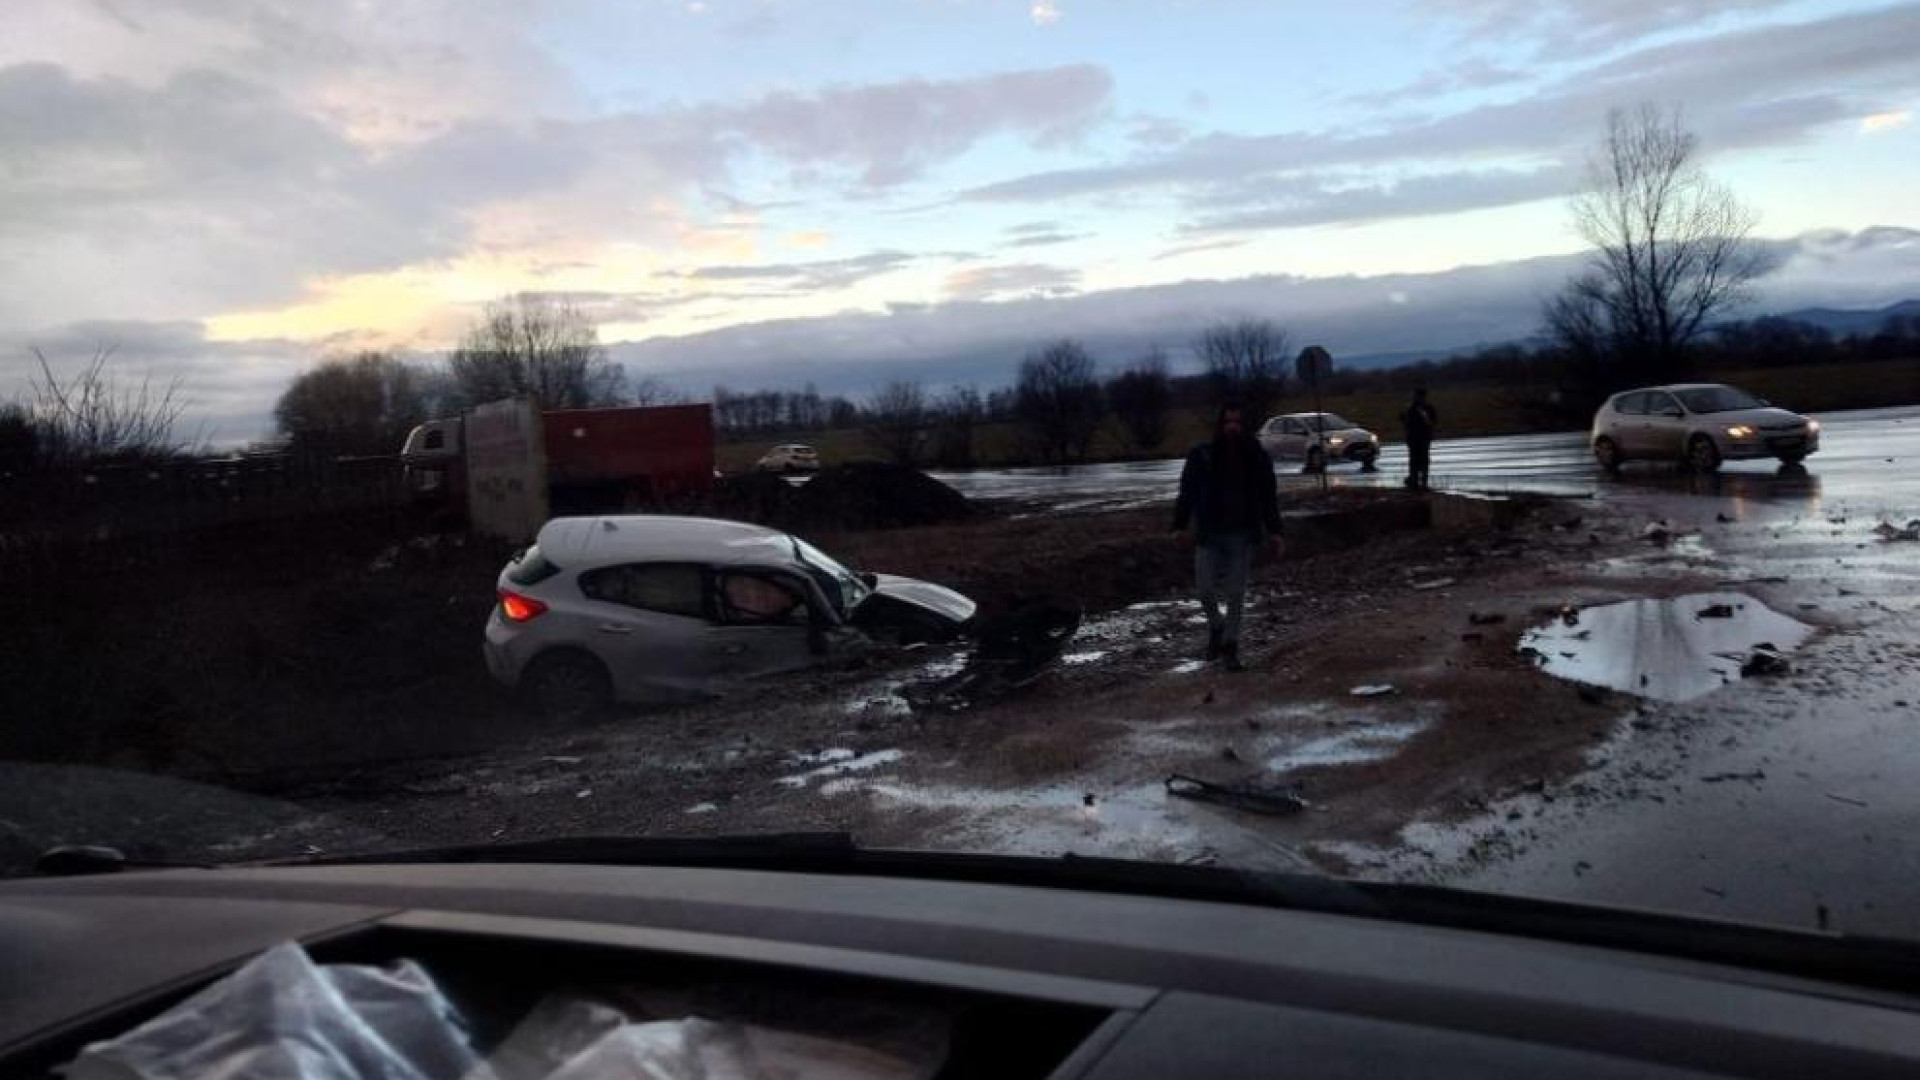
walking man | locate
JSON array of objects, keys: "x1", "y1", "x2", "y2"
[
  {"x1": 1401, "y1": 387, "x2": 1438, "y2": 490},
  {"x1": 1173, "y1": 402, "x2": 1284, "y2": 672}
]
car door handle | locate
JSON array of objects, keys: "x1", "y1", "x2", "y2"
[{"x1": 596, "y1": 623, "x2": 634, "y2": 635}]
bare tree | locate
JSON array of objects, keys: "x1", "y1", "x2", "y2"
[
  {"x1": 1015, "y1": 339, "x2": 1105, "y2": 463},
  {"x1": 629, "y1": 376, "x2": 685, "y2": 407},
  {"x1": 928, "y1": 385, "x2": 984, "y2": 468},
  {"x1": 274, "y1": 351, "x2": 427, "y2": 459},
  {"x1": 1197, "y1": 319, "x2": 1289, "y2": 420},
  {"x1": 1106, "y1": 350, "x2": 1173, "y2": 455},
  {"x1": 447, "y1": 294, "x2": 627, "y2": 410},
  {"x1": 28, "y1": 345, "x2": 195, "y2": 466},
  {"x1": 863, "y1": 380, "x2": 928, "y2": 466},
  {"x1": 1554, "y1": 104, "x2": 1766, "y2": 383}
]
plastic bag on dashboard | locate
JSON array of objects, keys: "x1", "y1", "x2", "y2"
[
  {"x1": 476, "y1": 991, "x2": 942, "y2": 1080},
  {"x1": 68, "y1": 942, "x2": 479, "y2": 1080},
  {"x1": 69, "y1": 943, "x2": 947, "y2": 1080}
]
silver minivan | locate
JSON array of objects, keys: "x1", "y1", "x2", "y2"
[
  {"x1": 1590, "y1": 383, "x2": 1820, "y2": 473},
  {"x1": 486, "y1": 516, "x2": 976, "y2": 718}
]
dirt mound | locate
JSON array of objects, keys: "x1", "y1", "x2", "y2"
[
  {"x1": 797, "y1": 463, "x2": 973, "y2": 530},
  {"x1": 708, "y1": 470, "x2": 803, "y2": 525},
  {"x1": 708, "y1": 464, "x2": 972, "y2": 532}
]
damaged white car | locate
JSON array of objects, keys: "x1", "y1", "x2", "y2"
[{"x1": 486, "y1": 516, "x2": 977, "y2": 718}]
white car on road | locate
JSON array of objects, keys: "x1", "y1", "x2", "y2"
[
  {"x1": 754, "y1": 444, "x2": 821, "y2": 473},
  {"x1": 1257, "y1": 412, "x2": 1381, "y2": 472},
  {"x1": 486, "y1": 516, "x2": 976, "y2": 719},
  {"x1": 1590, "y1": 383, "x2": 1820, "y2": 474}
]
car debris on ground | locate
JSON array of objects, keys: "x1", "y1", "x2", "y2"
[
  {"x1": 1872, "y1": 519, "x2": 1920, "y2": 542},
  {"x1": 1740, "y1": 644, "x2": 1791, "y2": 677},
  {"x1": 1165, "y1": 773, "x2": 1310, "y2": 816},
  {"x1": 903, "y1": 602, "x2": 1081, "y2": 711}
]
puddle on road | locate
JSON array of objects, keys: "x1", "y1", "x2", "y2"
[
  {"x1": 1124, "y1": 704, "x2": 1433, "y2": 776},
  {"x1": 1520, "y1": 592, "x2": 1813, "y2": 702},
  {"x1": 775, "y1": 748, "x2": 905, "y2": 787},
  {"x1": 845, "y1": 780, "x2": 1208, "y2": 860},
  {"x1": 1265, "y1": 719, "x2": 1430, "y2": 772},
  {"x1": 842, "y1": 653, "x2": 970, "y2": 719},
  {"x1": 1061, "y1": 650, "x2": 1112, "y2": 665}
]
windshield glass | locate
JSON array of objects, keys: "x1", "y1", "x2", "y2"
[
  {"x1": 1675, "y1": 386, "x2": 1767, "y2": 414},
  {"x1": 5, "y1": 0, "x2": 1920, "y2": 950},
  {"x1": 1307, "y1": 414, "x2": 1358, "y2": 430},
  {"x1": 791, "y1": 536, "x2": 871, "y2": 616}
]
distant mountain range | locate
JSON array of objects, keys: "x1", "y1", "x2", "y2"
[
  {"x1": 1335, "y1": 299, "x2": 1920, "y2": 371},
  {"x1": 1770, "y1": 299, "x2": 1920, "y2": 338},
  {"x1": 611, "y1": 226, "x2": 1920, "y2": 399}
]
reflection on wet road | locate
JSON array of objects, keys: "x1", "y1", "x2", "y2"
[
  {"x1": 1519, "y1": 593, "x2": 1815, "y2": 703},
  {"x1": 930, "y1": 405, "x2": 1920, "y2": 510}
]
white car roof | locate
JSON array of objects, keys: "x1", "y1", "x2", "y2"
[
  {"x1": 535, "y1": 515, "x2": 797, "y2": 570},
  {"x1": 1273, "y1": 412, "x2": 1360, "y2": 425},
  {"x1": 1623, "y1": 383, "x2": 1730, "y2": 394}
]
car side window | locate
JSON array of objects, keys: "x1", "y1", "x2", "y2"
[
  {"x1": 423, "y1": 428, "x2": 445, "y2": 450},
  {"x1": 716, "y1": 571, "x2": 812, "y2": 626},
  {"x1": 1280, "y1": 419, "x2": 1303, "y2": 436},
  {"x1": 1647, "y1": 392, "x2": 1683, "y2": 417},
  {"x1": 1613, "y1": 393, "x2": 1645, "y2": 416},
  {"x1": 579, "y1": 563, "x2": 710, "y2": 620}
]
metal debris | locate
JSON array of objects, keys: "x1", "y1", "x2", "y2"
[{"x1": 1165, "y1": 773, "x2": 1310, "y2": 816}]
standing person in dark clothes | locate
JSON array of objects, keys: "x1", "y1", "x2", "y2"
[
  {"x1": 1172, "y1": 402, "x2": 1284, "y2": 672},
  {"x1": 1401, "y1": 387, "x2": 1438, "y2": 490}
]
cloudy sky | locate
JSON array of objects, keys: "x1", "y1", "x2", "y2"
[{"x1": 3, "y1": 0, "x2": 1918, "y2": 440}]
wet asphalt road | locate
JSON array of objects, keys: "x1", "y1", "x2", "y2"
[
  {"x1": 944, "y1": 405, "x2": 1920, "y2": 935},
  {"x1": 1394, "y1": 479, "x2": 1920, "y2": 936},
  {"x1": 930, "y1": 405, "x2": 1920, "y2": 511}
]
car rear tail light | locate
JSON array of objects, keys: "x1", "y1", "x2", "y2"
[{"x1": 498, "y1": 589, "x2": 548, "y2": 622}]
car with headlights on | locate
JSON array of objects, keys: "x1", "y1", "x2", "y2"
[
  {"x1": 1590, "y1": 383, "x2": 1819, "y2": 473},
  {"x1": 1258, "y1": 412, "x2": 1381, "y2": 472}
]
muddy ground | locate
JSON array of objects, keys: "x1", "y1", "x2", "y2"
[
  {"x1": 163, "y1": 492, "x2": 1706, "y2": 866},
  {"x1": 9, "y1": 478, "x2": 1915, "y2": 938}
]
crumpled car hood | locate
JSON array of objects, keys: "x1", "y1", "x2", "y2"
[{"x1": 864, "y1": 574, "x2": 977, "y2": 626}]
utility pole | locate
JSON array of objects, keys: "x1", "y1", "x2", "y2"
[{"x1": 1297, "y1": 346, "x2": 1332, "y2": 494}]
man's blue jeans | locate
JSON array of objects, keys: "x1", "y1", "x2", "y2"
[{"x1": 1195, "y1": 529, "x2": 1256, "y2": 646}]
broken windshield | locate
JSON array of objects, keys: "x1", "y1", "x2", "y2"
[{"x1": 791, "y1": 535, "x2": 871, "y2": 618}]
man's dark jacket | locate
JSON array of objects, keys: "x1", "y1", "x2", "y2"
[{"x1": 1173, "y1": 436, "x2": 1283, "y2": 541}]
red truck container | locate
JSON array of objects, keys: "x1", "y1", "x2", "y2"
[{"x1": 401, "y1": 401, "x2": 714, "y2": 517}]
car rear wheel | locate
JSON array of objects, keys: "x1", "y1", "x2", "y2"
[
  {"x1": 1687, "y1": 435, "x2": 1722, "y2": 473},
  {"x1": 1593, "y1": 437, "x2": 1622, "y2": 474},
  {"x1": 522, "y1": 650, "x2": 612, "y2": 724}
]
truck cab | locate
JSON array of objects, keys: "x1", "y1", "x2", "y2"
[
  {"x1": 400, "y1": 418, "x2": 464, "y2": 500},
  {"x1": 398, "y1": 403, "x2": 716, "y2": 516}
]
